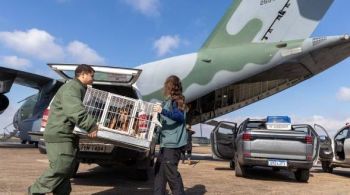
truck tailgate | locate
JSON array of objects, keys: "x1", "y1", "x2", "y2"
[
  {"x1": 247, "y1": 130, "x2": 312, "y2": 160},
  {"x1": 73, "y1": 127, "x2": 152, "y2": 152}
]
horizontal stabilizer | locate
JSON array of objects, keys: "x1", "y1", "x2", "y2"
[{"x1": 0, "y1": 66, "x2": 54, "y2": 93}]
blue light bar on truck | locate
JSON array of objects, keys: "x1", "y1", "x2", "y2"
[{"x1": 266, "y1": 116, "x2": 292, "y2": 130}]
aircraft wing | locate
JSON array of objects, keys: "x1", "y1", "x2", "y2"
[
  {"x1": 0, "y1": 66, "x2": 54, "y2": 94},
  {"x1": 189, "y1": 35, "x2": 350, "y2": 125},
  {"x1": 203, "y1": 0, "x2": 334, "y2": 48}
]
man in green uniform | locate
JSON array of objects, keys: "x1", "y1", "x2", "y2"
[{"x1": 28, "y1": 64, "x2": 98, "y2": 195}]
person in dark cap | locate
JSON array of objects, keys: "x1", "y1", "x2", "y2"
[{"x1": 182, "y1": 124, "x2": 195, "y2": 165}]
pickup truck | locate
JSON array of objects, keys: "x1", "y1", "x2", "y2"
[
  {"x1": 211, "y1": 116, "x2": 321, "y2": 182},
  {"x1": 29, "y1": 64, "x2": 156, "y2": 180}
]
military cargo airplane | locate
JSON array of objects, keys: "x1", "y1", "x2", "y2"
[{"x1": 1, "y1": 0, "x2": 350, "y2": 144}]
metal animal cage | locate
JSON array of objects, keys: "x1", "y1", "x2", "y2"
[{"x1": 74, "y1": 86, "x2": 160, "y2": 150}]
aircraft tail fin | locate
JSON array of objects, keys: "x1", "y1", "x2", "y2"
[{"x1": 202, "y1": 0, "x2": 334, "y2": 49}]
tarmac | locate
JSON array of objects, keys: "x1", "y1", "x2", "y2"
[{"x1": 1, "y1": 141, "x2": 350, "y2": 195}]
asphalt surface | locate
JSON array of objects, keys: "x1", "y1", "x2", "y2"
[{"x1": 1, "y1": 142, "x2": 350, "y2": 195}]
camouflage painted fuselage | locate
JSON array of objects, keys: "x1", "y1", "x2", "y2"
[{"x1": 135, "y1": 0, "x2": 350, "y2": 124}]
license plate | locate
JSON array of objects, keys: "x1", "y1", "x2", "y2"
[
  {"x1": 79, "y1": 143, "x2": 110, "y2": 153},
  {"x1": 268, "y1": 159, "x2": 287, "y2": 167}
]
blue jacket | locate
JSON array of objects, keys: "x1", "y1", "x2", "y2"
[{"x1": 158, "y1": 99, "x2": 187, "y2": 148}]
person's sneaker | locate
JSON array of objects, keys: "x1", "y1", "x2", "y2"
[{"x1": 187, "y1": 158, "x2": 192, "y2": 165}]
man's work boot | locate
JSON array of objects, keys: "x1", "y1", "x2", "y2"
[{"x1": 28, "y1": 186, "x2": 45, "y2": 195}]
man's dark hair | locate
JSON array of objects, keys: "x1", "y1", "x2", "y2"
[{"x1": 75, "y1": 64, "x2": 95, "y2": 77}]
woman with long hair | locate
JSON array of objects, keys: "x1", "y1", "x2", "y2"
[{"x1": 153, "y1": 75, "x2": 188, "y2": 195}]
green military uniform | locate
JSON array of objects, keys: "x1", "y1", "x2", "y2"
[{"x1": 29, "y1": 79, "x2": 96, "y2": 195}]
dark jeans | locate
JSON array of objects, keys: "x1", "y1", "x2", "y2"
[
  {"x1": 154, "y1": 147, "x2": 185, "y2": 195},
  {"x1": 181, "y1": 149, "x2": 192, "y2": 161}
]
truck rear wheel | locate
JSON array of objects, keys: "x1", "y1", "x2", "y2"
[
  {"x1": 127, "y1": 168, "x2": 149, "y2": 181},
  {"x1": 229, "y1": 159, "x2": 235, "y2": 169},
  {"x1": 136, "y1": 169, "x2": 148, "y2": 181},
  {"x1": 38, "y1": 147, "x2": 46, "y2": 154},
  {"x1": 133, "y1": 157, "x2": 152, "y2": 181},
  {"x1": 71, "y1": 162, "x2": 80, "y2": 178},
  {"x1": 294, "y1": 169, "x2": 309, "y2": 182}
]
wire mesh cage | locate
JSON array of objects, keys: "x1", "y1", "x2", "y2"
[{"x1": 79, "y1": 86, "x2": 160, "y2": 149}]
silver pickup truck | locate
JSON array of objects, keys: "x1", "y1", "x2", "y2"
[{"x1": 211, "y1": 117, "x2": 321, "y2": 182}]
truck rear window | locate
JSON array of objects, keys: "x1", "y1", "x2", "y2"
[
  {"x1": 92, "y1": 84, "x2": 138, "y2": 99},
  {"x1": 63, "y1": 71, "x2": 133, "y2": 83},
  {"x1": 246, "y1": 121, "x2": 266, "y2": 130}
]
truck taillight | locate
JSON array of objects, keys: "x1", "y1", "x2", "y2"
[
  {"x1": 243, "y1": 152, "x2": 251, "y2": 157},
  {"x1": 305, "y1": 135, "x2": 312, "y2": 144},
  {"x1": 41, "y1": 108, "x2": 50, "y2": 128},
  {"x1": 242, "y1": 132, "x2": 251, "y2": 141}
]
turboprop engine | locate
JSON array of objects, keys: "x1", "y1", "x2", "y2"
[{"x1": 0, "y1": 94, "x2": 9, "y2": 114}]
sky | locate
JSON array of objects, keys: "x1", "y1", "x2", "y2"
[{"x1": 0, "y1": 0, "x2": 350, "y2": 137}]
